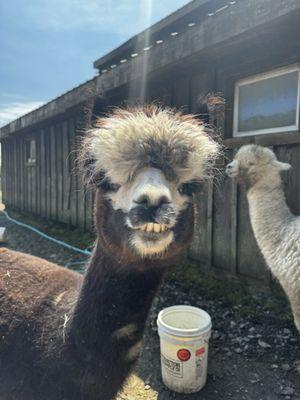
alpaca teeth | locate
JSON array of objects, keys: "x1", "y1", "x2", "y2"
[
  {"x1": 146, "y1": 223, "x2": 154, "y2": 232},
  {"x1": 153, "y1": 224, "x2": 160, "y2": 233},
  {"x1": 139, "y1": 223, "x2": 168, "y2": 233}
]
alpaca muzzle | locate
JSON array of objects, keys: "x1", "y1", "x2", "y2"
[
  {"x1": 127, "y1": 204, "x2": 176, "y2": 231},
  {"x1": 225, "y1": 160, "x2": 239, "y2": 178}
]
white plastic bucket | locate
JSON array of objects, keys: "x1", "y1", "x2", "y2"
[{"x1": 157, "y1": 305, "x2": 212, "y2": 393}]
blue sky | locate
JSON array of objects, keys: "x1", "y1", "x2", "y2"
[{"x1": 0, "y1": 0, "x2": 189, "y2": 127}]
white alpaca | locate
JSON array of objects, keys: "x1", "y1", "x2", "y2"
[{"x1": 226, "y1": 144, "x2": 300, "y2": 331}]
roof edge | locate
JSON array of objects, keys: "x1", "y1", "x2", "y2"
[{"x1": 93, "y1": 0, "x2": 211, "y2": 70}]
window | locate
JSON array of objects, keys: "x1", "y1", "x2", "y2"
[
  {"x1": 233, "y1": 65, "x2": 300, "y2": 137},
  {"x1": 26, "y1": 139, "x2": 36, "y2": 165}
]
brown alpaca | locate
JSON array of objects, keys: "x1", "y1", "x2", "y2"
[{"x1": 0, "y1": 106, "x2": 219, "y2": 400}]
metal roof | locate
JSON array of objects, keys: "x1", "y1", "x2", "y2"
[{"x1": 93, "y1": 0, "x2": 212, "y2": 71}]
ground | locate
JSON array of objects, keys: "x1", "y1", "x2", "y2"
[{"x1": 0, "y1": 210, "x2": 299, "y2": 400}]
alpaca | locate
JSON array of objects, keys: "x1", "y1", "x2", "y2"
[
  {"x1": 0, "y1": 106, "x2": 219, "y2": 400},
  {"x1": 226, "y1": 144, "x2": 300, "y2": 331}
]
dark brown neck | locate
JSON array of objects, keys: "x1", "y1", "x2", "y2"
[{"x1": 67, "y1": 242, "x2": 166, "y2": 400}]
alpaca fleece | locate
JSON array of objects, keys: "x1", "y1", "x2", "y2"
[
  {"x1": 227, "y1": 144, "x2": 300, "y2": 331},
  {"x1": 81, "y1": 105, "x2": 219, "y2": 185},
  {"x1": 0, "y1": 105, "x2": 220, "y2": 399}
]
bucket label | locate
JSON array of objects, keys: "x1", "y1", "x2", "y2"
[
  {"x1": 161, "y1": 354, "x2": 183, "y2": 378},
  {"x1": 196, "y1": 347, "x2": 205, "y2": 357}
]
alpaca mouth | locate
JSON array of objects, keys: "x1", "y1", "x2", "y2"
[
  {"x1": 130, "y1": 226, "x2": 174, "y2": 255},
  {"x1": 130, "y1": 223, "x2": 173, "y2": 243},
  {"x1": 136, "y1": 223, "x2": 170, "y2": 233},
  {"x1": 225, "y1": 168, "x2": 236, "y2": 178}
]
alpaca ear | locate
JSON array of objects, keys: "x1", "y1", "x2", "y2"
[{"x1": 272, "y1": 160, "x2": 292, "y2": 171}]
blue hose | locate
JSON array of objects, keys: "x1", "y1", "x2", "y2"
[{"x1": 2, "y1": 210, "x2": 92, "y2": 256}]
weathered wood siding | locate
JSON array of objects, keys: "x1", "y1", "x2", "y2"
[
  {"x1": 1, "y1": 111, "x2": 94, "y2": 232},
  {"x1": 1, "y1": 15, "x2": 300, "y2": 287}
]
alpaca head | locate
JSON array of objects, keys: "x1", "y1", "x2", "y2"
[
  {"x1": 226, "y1": 144, "x2": 291, "y2": 188},
  {"x1": 80, "y1": 106, "x2": 219, "y2": 261}
]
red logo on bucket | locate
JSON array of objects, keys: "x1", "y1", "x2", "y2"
[
  {"x1": 177, "y1": 349, "x2": 191, "y2": 362},
  {"x1": 196, "y1": 347, "x2": 205, "y2": 357}
]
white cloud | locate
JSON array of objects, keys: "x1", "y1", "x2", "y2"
[{"x1": 0, "y1": 101, "x2": 44, "y2": 128}]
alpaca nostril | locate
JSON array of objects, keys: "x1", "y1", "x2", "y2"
[
  {"x1": 134, "y1": 195, "x2": 148, "y2": 206},
  {"x1": 134, "y1": 194, "x2": 171, "y2": 208}
]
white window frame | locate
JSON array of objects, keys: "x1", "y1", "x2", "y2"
[{"x1": 233, "y1": 65, "x2": 300, "y2": 137}]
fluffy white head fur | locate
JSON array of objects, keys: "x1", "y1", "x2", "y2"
[
  {"x1": 226, "y1": 144, "x2": 291, "y2": 186},
  {"x1": 83, "y1": 106, "x2": 219, "y2": 185}
]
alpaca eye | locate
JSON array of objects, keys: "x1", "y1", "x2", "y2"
[
  {"x1": 248, "y1": 162, "x2": 255, "y2": 166},
  {"x1": 178, "y1": 182, "x2": 201, "y2": 196},
  {"x1": 98, "y1": 179, "x2": 120, "y2": 192}
]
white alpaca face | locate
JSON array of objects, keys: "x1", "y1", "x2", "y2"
[
  {"x1": 105, "y1": 167, "x2": 198, "y2": 257},
  {"x1": 226, "y1": 145, "x2": 291, "y2": 185}
]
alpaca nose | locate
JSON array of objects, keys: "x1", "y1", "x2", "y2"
[
  {"x1": 226, "y1": 162, "x2": 234, "y2": 175},
  {"x1": 134, "y1": 191, "x2": 171, "y2": 209},
  {"x1": 132, "y1": 168, "x2": 172, "y2": 210}
]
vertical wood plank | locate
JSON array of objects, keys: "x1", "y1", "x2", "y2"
[
  {"x1": 75, "y1": 128, "x2": 86, "y2": 230},
  {"x1": 6, "y1": 141, "x2": 9, "y2": 207},
  {"x1": 27, "y1": 139, "x2": 32, "y2": 213},
  {"x1": 13, "y1": 138, "x2": 17, "y2": 208},
  {"x1": 229, "y1": 179, "x2": 238, "y2": 275},
  {"x1": 85, "y1": 187, "x2": 93, "y2": 231},
  {"x1": 8, "y1": 141, "x2": 12, "y2": 207},
  {"x1": 50, "y1": 125, "x2": 57, "y2": 220},
  {"x1": 56, "y1": 123, "x2": 63, "y2": 222},
  {"x1": 32, "y1": 138, "x2": 37, "y2": 215},
  {"x1": 172, "y1": 76, "x2": 190, "y2": 111},
  {"x1": 62, "y1": 120, "x2": 71, "y2": 224},
  {"x1": 275, "y1": 144, "x2": 300, "y2": 215},
  {"x1": 40, "y1": 129, "x2": 46, "y2": 217},
  {"x1": 189, "y1": 182, "x2": 211, "y2": 267},
  {"x1": 188, "y1": 69, "x2": 215, "y2": 265},
  {"x1": 14, "y1": 139, "x2": 18, "y2": 209},
  {"x1": 206, "y1": 180, "x2": 213, "y2": 270},
  {"x1": 18, "y1": 139, "x2": 23, "y2": 210},
  {"x1": 23, "y1": 138, "x2": 28, "y2": 211},
  {"x1": 20, "y1": 138, "x2": 24, "y2": 211},
  {"x1": 69, "y1": 118, "x2": 78, "y2": 227},
  {"x1": 36, "y1": 134, "x2": 41, "y2": 215},
  {"x1": 45, "y1": 128, "x2": 51, "y2": 219},
  {"x1": 1, "y1": 141, "x2": 6, "y2": 205}
]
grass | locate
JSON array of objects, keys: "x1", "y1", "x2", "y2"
[{"x1": 167, "y1": 261, "x2": 289, "y2": 319}]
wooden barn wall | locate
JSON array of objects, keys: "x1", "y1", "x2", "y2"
[
  {"x1": 1, "y1": 113, "x2": 94, "y2": 233},
  {"x1": 124, "y1": 48, "x2": 299, "y2": 286},
  {"x1": 2, "y1": 25, "x2": 300, "y2": 286}
]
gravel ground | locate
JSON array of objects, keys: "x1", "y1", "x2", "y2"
[
  {"x1": 0, "y1": 213, "x2": 88, "y2": 269},
  {"x1": 0, "y1": 212, "x2": 299, "y2": 400}
]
